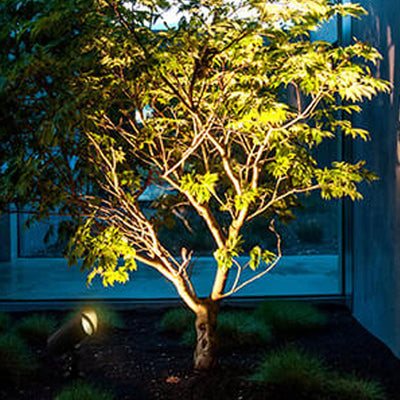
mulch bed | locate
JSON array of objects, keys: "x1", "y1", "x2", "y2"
[{"x1": 1, "y1": 303, "x2": 400, "y2": 400}]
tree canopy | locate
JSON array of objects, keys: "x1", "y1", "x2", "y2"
[{"x1": 0, "y1": 0, "x2": 389, "y2": 310}]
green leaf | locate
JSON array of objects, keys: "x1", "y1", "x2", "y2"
[
  {"x1": 249, "y1": 246, "x2": 262, "y2": 271},
  {"x1": 214, "y1": 235, "x2": 243, "y2": 270},
  {"x1": 180, "y1": 172, "x2": 218, "y2": 204}
]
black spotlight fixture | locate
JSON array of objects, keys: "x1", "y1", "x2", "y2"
[{"x1": 47, "y1": 307, "x2": 98, "y2": 356}]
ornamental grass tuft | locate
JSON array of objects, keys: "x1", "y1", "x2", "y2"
[
  {"x1": 250, "y1": 346, "x2": 327, "y2": 392},
  {"x1": 55, "y1": 381, "x2": 114, "y2": 400},
  {"x1": 15, "y1": 314, "x2": 56, "y2": 345},
  {"x1": 160, "y1": 307, "x2": 194, "y2": 334},
  {"x1": 251, "y1": 346, "x2": 385, "y2": 400},
  {"x1": 0, "y1": 312, "x2": 11, "y2": 332},
  {"x1": 327, "y1": 375, "x2": 386, "y2": 400},
  {"x1": 0, "y1": 333, "x2": 37, "y2": 382},
  {"x1": 254, "y1": 301, "x2": 326, "y2": 335},
  {"x1": 217, "y1": 312, "x2": 272, "y2": 348}
]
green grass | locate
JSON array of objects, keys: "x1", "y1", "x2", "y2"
[
  {"x1": 327, "y1": 375, "x2": 386, "y2": 400},
  {"x1": 15, "y1": 314, "x2": 56, "y2": 344},
  {"x1": 0, "y1": 333, "x2": 37, "y2": 382},
  {"x1": 250, "y1": 346, "x2": 327, "y2": 391},
  {"x1": 254, "y1": 301, "x2": 326, "y2": 335},
  {"x1": 217, "y1": 312, "x2": 272, "y2": 348},
  {"x1": 55, "y1": 381, "x2": 114, "y2": 400},
  {"x1": 160, "y1": 308, "x2": 195, "y2": 334},
  {"x1": 172, "y1": 310, "x2": 272, "y2": 349},
  {"x1": 162, "y1": 303, "x2": 324, "y2": 348},
  {"x1": 251, "y1": 347, "x2": 385, "y2": 400},
  {"x1": 0, "y1": 312, "x2": 11, "y2": 332},
  {"x1": 181, "y1": 328, "x2": 196, "y2": 346}
]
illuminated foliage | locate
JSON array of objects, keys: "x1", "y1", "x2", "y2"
[{"x1": 0, "y1": 0, "x2": 390, "y2": 369}]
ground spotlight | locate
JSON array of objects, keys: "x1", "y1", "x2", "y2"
[{"x1": 47, "y1": 308, "x2": 98, "y2": 355}]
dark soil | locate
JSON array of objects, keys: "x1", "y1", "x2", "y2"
[{"x1": 1, "y1": 303, "x2": 400, "y2": 400}]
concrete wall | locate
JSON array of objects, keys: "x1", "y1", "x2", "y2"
[{"x1": 351, "y1": 0, "x2": 400, "y2": 358}]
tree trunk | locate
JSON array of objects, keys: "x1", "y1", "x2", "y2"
[{"x1": 193, "y1": 299, "x2": 219, "y2": 371}]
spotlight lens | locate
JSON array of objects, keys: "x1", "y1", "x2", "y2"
[{"x1": 81, "y1": 308, "x2": 98, "y2": 335}]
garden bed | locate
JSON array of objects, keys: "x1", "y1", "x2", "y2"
[{"x1": 1, "y1": 303, "x2": 400, "y2": 400}]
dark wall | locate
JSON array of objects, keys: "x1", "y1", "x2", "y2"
[
  {"x1": 0, "y1": 214, "x2": 11, "y2": 261},
  {"x1": 351, "y1": 0, "x2": 400, "y2": 357}
]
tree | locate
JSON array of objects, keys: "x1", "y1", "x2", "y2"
[{"x1": 0, "y1": 0, "x2": 390, "y2": 370}]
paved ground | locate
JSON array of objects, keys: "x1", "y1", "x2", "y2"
[{"x1": 0, "y1": 255, "x2": 339, "y2": 300}]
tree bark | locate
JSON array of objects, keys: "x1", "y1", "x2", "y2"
[{"x1": 193, "y1": 299, "x2": 219, "y2": 370}]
